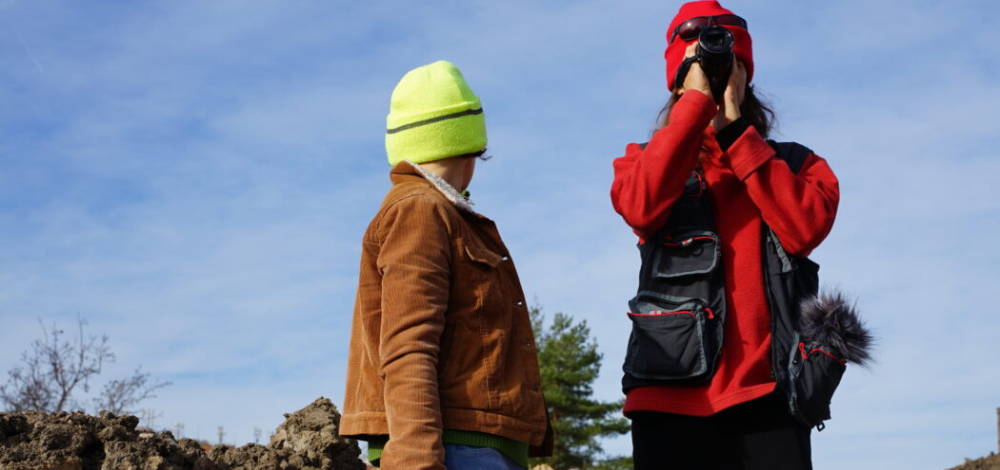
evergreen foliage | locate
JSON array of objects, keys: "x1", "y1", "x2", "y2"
[{"x1": 529, "y1": 304, "x2": 631, "y2": 470}]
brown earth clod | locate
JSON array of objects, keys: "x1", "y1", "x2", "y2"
[
  {"x1": 0, "y1": 397, "x2": 365, "y2": 470},
  {"x1": 947, "y1": 453, "x2": 1000, "y2": 470}
]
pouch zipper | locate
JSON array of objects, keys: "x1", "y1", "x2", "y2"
[
  {"x1": 628, "y1": 306, "x2": 714, "y2": 320},
  {"x1": 798, "y1": 342, "x2": 847, "y2": 365},
  {"x1": 662, "y1": 235, "x2": 715, "y2": 247}
]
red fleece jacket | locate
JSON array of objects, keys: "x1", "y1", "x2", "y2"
[{"x1": 610, "y1": 90, "x2": 840, "y2": 416}]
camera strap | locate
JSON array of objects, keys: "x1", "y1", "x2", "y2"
[{"x1": 672, "y1": 55, "x2": 701, "y2": 93}]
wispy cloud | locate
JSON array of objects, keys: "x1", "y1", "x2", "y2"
[
  {"x1": 9, "y1": 24, "x2": 43, "y2": 73},
  {"x1": 0, "y1": 1, "x2": 998, "y2": 468}
]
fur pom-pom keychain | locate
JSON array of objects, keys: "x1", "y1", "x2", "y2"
[{"x1": 798, "y1": 291, "x2": 874, "y2": 367}]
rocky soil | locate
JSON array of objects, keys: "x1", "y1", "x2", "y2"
[
  {"x1": 0, "y1": 397, "x2": 365, "y2": 470},
  {"x1": 948, "y1": 453, "x2": 1000, "y2": 470}
]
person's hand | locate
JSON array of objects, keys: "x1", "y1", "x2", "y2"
[
  {"x1": 680, "y1": 43, "x2": 712, "y2": 100},
  {"x1": 712, "y1": 60, "x2": 747, "y2": 130}
]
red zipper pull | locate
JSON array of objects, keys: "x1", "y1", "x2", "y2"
[{"x1": 704, "y1": 307, "x2": 714, "y2": 320}]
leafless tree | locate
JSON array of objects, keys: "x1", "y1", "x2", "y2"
[
  {"x1": 95, "y1": 368, "x2": 170, "y2": 415},
  {"x1": 0, "y1": 316, "x2": 170, "y2": 415}
]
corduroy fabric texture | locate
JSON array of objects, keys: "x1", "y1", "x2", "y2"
[
  {"x1": 665, "y1": 1, "x2": 754, "y2": 91},
  {"x1": 385, "y1": 60, "x2": 487, "y2": 166},
  {"x1": 367, "y1": 430, "x2": 529, "y2": 469},
  {"x1": 339, "y1": 161, "x2": 553, "y2": 468}
]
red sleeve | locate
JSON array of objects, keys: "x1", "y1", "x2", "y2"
[
  {"x1": 725, "y1": 127, "x2": 841, "y2": 257},
  {"x1": 610, "y1": 91, "x2": 717, "y2": 240}
]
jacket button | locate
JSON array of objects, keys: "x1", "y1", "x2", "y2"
[
  {"x1": 502, "y1": 256, "x2": 509, "y2": 261},
  {"x1": 516, "y1": 301, "x2": 524, "y2": 306}
]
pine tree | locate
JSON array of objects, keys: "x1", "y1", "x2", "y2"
[{"x1": 529, "y1": 304, "x2": 631, "y2": 470}]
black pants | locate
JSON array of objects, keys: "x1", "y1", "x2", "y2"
[{"x1": 630, "y1": 394, "x2": 813, "y2": 470}]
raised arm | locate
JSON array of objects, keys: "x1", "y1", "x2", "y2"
[
  {"x1": 611, "y1": 90, "x2": 716, "y2": 240},
  {"x1": 375, "y1": 194, "x2": 453, "y2": 470},
  {"x1": 720, "y1": 123, "x2": 840, "y2": 257}
]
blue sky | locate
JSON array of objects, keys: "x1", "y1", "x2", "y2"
[{"x1": 1, "y1": 0, "x2": 998, "y2": 468}]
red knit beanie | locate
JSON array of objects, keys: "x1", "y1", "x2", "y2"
[{"x1": 665, "y1": 1, "x2": 753, "y2": 91}]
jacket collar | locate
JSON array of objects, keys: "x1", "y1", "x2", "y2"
[{"x1": 390, "y1": 161, "x2": 477, "y2": 214}]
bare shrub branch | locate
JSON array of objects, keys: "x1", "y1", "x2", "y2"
[
  {"x1": 0, "y1": 316, "x2": 169, "y2": 416},
  {"x1": 95, "y1": 367, "x2": 171, "y2": 415}
]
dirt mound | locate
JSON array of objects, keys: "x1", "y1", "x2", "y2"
[
  {"x1": 0, "y1": 397, "x2": 365, "y2": 470},
  {"x1": 211, "y1": 398, "x2": 365, "y2": 470},
  {"x1": 948, "y1": 453, "x2": 1000, "y2": 470}
]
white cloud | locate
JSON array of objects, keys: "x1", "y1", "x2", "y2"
[{"x1": 1, "y1": 1, "x2": 998, "y2": 467}]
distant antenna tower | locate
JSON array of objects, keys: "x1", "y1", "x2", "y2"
[
  {"x1": 140, "y1": 409, "x2": 163, "y2": 430},
  {"x1": 174, "y1": 422, "x2": 184, "y2": 438},
  {"x1": 253, "y1": 427, "x2": 262, "y2": 445},
  {"x1": 217, "y1": 426, "x2": 225, "y2": 445}
]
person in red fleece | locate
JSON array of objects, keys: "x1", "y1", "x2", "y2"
[{"x1": 610, "y1": 2, "x2": 840, "y2": 469}]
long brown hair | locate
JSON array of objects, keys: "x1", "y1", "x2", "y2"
[{"x1": 654, "y1": 84, "x2": 776, "y2": 139}]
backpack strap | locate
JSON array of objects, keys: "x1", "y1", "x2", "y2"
[{"x1": 767, "y1": 140, "x2": 813, "y2": 175}]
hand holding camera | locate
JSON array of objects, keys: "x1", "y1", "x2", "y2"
[
  {"x1": 680, "y1": 43, "x2": 714, "y2": 100},
  {"x1": 677, "y1": 31, "x2": 747, "y2": 130},
  {"x1": 713, "y1": 61, "x2": 746, "y2": 130}
]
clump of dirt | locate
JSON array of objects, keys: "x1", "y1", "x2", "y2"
[
  {"x1": 211, "y1": 398, "x2": 365, "y2": 470},
  {"x1": 0, "y1": 397, "x2": 364, "y2": 470},
  {"x1": 948, "y1": 453, "x2": 1000, "y2": 470},
  {"x1": 0, "y1": 410, "x2": 211, "y2": 470}
]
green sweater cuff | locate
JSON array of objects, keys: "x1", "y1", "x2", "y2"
[{"x1": 366, "y1": 430, "x2": 528, "y2": 469}]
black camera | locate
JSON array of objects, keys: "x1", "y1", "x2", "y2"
[{"x1": 674, "y1": 25, "x2": 734, "y2": 102}]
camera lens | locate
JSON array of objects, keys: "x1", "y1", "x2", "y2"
[
  {"x1": 698, "y1": 26, "x2": 734, "y2": 54},
  {"x1": 696, "y1": 26, "x2": 734, "y2": 102}
]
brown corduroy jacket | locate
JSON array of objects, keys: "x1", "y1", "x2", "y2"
[{"x1": 339, "y1": 162, "x2": 553, "y2": 469}]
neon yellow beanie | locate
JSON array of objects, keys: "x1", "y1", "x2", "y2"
[{"x1": 385, "y1": 60, "x2": 487, "y2": 166}]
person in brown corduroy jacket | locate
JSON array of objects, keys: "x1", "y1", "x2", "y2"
[{"x1": 338, "y1": 61, "x2": 553, "y2": 470}]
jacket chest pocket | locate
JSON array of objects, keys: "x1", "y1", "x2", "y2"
[
  {"x1": 451, "y1": 241, "x2": 517, "y2": 410},
  {"x1": 461, "y1": 242, "x2": 505, "y2": 309},
  {"x1": 464, "y1": 242, "x2": 503, "y2": 270}
]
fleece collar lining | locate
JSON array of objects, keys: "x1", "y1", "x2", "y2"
[{"x1": 407, "y1": 160, "x2": 477, "y2": 214}]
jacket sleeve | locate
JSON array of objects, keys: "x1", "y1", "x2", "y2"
[
  {"x1": 724, "y1": 126, "x2": 841, "y2": 257},
  {"x1": 610, "y1": 90, "x2": 717, "y2": 240},
  {"x1": 374, "y1": 194, "x2": 452, "y2": 470}
]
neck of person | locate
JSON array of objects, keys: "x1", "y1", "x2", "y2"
[{"x1": 417, "y1": 157, "x2": 470, "y2": 193}]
